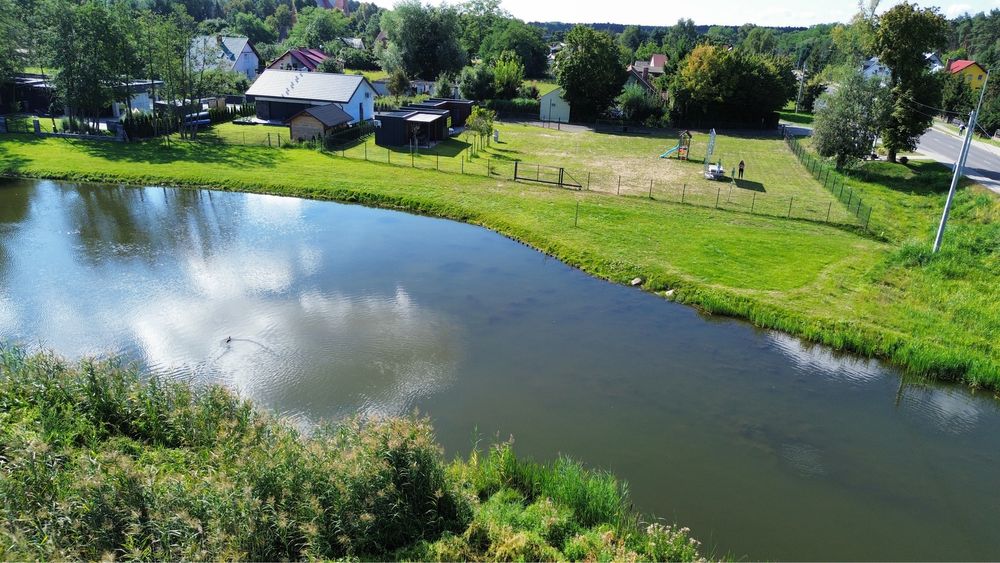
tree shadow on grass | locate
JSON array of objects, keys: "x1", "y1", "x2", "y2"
[
  {"x1": 0, "y1": 134, "x2": 43, "y2": 173},
  {"x1": 849, "y1": 160, "x2": 954, "y2": 195},
  {"x1": 74, "y1": 137, "x2": 282, "y2": 168},
  {"x1": 734, "y1": 178, "x2": 766, "y2": 192}
]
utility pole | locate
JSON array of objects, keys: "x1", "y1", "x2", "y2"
[{"x1": 933, "y1": 71, "x2": 990, "y2": 253}]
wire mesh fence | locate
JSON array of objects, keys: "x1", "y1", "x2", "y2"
[
  {"x1": 3, "y1": 114, "x2": 870, "y2": 230},
  {"x1": 783, "y1": 131, "x2": 874, "y2": 230},
  {"x1": 139, "y1": 126, "x2": 869, "y2": 228}
]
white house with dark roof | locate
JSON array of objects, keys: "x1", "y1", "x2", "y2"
[
  {"x1": 245, "y1": 70, "x2": 377, "y2": 124},
  {"x1": 191, "y1": 36, "x2": 261, "y2": 80}
]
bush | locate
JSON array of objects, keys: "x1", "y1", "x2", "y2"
[
  {"x1": 517, "y1": 83, "x2": 539, "y2": 100},
  {"x1": 482, "y1": 97, "x2": 540, "y2": 116},
  {"x1": 615, "y1": 82, "x2": 664, "y2": 123},
  {"x1": 339, "y1": 47, "x2": 379, "y2": 71},
  {"x1": 459, "y1": 64, "x2": 495, "y2": 101}
]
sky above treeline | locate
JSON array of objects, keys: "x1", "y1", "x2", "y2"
[{"x1": 369, "y1": 0, "x2": 999, "y2": 27}]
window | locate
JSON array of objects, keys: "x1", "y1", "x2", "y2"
[
  {"x1": 978, "y1": 74, "x2": 984, "y2": 80},
  {"x1": 365, "y1": 92, "x2": 371, "y2": 98}
]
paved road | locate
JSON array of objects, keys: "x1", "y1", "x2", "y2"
[{"x1": 917, "y1": 127, "x2": 1000, "y2": 194}]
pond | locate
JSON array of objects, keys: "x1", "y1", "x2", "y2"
[{"x1": 1, "y1": 178, "x2": 998, "y2": 561}]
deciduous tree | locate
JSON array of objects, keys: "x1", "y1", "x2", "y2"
[
  {"x1": 813, "y1": 71, "x2": 886, "y2": 168},
  {"x1": 874, "y1": 2, "x2": 948, "y2": 162},
  {"x1": 555, "y1": 26, "x2": 626, "y2": 120},
  {"x1": 380, "y1": 0, "x2": 465, "y2": 79}
]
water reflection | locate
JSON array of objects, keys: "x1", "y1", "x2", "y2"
[{"x1": 2, "y1": 179, "x2": 999, "y2": 561}]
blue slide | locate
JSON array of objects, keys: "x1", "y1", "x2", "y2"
[{"x1": 659, "y1": 142, "x2": 681, "y2": 158}]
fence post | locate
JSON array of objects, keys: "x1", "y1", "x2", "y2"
[
  {"x1": 826, "y1": 201, "x2": 832, "y2": 222},
  {"x1": 617, "y1": 176, "x2": 621, "y2": 195},
  {"x1": 681, "y1": 183, "x2": 686, "y2": 203},
  {"x1": 267, "y1": 132, "x2": 271, "y2": 147},
  {"x1": 513, "y1": 160, "x2": 518, "y2": 179},
  {"x1": 846, "y1": 188, "x2": 853, "y2": 208},
  {"x1": 243, "y1": 132, "x2": 246, "y2": 146},
  {"x1": 277, "y1": 133, "x2": 281, "y2": 148},
  {"x1": 648, "y1": 179, "x2": 653, "y2": 199},
  {"x1": 788, "y1": 197, "x2": 793, "y2": 218},
  {"x1": 364, "y1": 141, "x2": 367, "y2": 161},
  {"x1": 751, "y1": 192, "x2": 756, "y2": 214},
  {"x1": 587, "y1": 172, "x2": 591, "y2": 191},
  {"x1": 436, "y1": 153, "x2": 439, "y2": 170},
  {"x1": 487, "y1": 158, "x2": 491, "y2": 177},
  {"x1": 715, "y1": 186, "x2": 721, "y2": 208},
  {"x1": 865, "y1": 207, "x2": 872, "y2": 230}
]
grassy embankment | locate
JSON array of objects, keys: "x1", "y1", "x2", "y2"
[
  {"x1": 0, "y1": 127, "x2": 997, "y2": 388},
  {"x1": 0, "y1": 348, "x2": 703, "y2": 560}
]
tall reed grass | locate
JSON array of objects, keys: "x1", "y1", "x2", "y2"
[{"x1": 0, "y1": 348, "x2": 704, "y2": 561}]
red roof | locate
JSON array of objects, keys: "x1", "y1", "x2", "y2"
[
  {"x1": 268, "y1": 48, "x2": 330, "y2": 71},
  {"x1": 948, "y1": 59, "x2": 979, "y2": 74}
]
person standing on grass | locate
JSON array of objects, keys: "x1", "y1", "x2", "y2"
[{"x1": 738, "y1": 160, "x2": 746, "y2": 179}]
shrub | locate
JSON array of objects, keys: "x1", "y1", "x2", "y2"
[
  {"x1": 459, "y1": 64, "x2": 495, "y2": 101},
  {"x1": 517, "y1": 83, "x2": 539, "y2": 99}
]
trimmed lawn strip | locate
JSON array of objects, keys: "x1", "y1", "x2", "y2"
[{"x1": 0, "y1": 134, "x2": 997, "y2": 387}]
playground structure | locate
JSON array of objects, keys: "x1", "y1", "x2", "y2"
[
  {"x1": 703, "y1": 128, "x2": 724, "y2": 180},
  {"x1": 659, "y1": 130, "x2": 692, "y2": 159}
]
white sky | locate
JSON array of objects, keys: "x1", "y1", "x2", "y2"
[{"x1": 369, "y1": 0, "x2": 1000, "y2": 27}]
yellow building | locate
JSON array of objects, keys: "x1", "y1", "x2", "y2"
[{"x1": 948, "y1": 60, "x2": 988, "y2": 90}]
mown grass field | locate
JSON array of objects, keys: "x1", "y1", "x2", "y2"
[
  {"x1": 0, "y1": 348, "x2": 704, "y2": 561},
  {"x1": 211, "y1": 120, "x2": 863, "y2": 225},
  {"x1": 0, "y1": 130, "x2": 997, "y2": 388}
]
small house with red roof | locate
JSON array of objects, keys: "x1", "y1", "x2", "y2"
[{"x1": 948, "y1": 59, "x2": 988, "y2": 90}]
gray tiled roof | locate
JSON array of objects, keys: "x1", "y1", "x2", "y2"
[
  {"x1": 299, "y1": 103, "x2": 352, "y2": 127},
  {"x1": 191, "y1": 36, "x2": 251, "y2": 71},
  {"x1": 246, "y1": 70, "x2": 368, "y2": 103}
]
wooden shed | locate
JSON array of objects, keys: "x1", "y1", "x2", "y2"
[{"x1": 288, "y1": 103, "x2": 352, "y2": 141}]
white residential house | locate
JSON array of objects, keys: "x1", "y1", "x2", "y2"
[
  {"x1": 190, "y1": 36, "x2": 261, "y2": 81},
  {"x1": 540, "y1": 87, "x2": 570, "y2": 123},
  {"x1": 861, "y1": 53, "x2": 945, "y2": 82},
  {"x1": 861, "y1": 57, "x2": 891, "y2": 81},
  {"x1": 245, "y1": 70, "x2": 377, "y2": 125}
]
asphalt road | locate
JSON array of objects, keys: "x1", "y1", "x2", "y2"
[{"x1": 917, "y1": 127, "x2": 1000, "y2": 194}]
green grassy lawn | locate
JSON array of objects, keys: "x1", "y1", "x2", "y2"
[
  {"x1": 479, "y1": 123, "x2": 857, "y2": 224},
  {"x1": 172, "y1": 121, "x2": 287, "y2": 146},
  {"x1": 778, "y1": 102, "x2": 815, "y2": 125},
  {"x1": 525, "y1": 79, "x2": 560, "y2": 95},
  {"x1": 0, "y1": 132, "x2": 996, "y2": 387},
  {"x1": 346, "y1": 68, "x2": 389, "y2": 82},
  {"x1": 2, "y1": 114, "x2": 56, "y2": 133}
]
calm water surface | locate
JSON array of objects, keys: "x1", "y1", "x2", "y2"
[{"x1": 1, "y1": 178, "x2": 998, "y2": 560}]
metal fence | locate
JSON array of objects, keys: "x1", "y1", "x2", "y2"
[
  {"x1": 136, "y1": 127, "x2": 871, "y2": 229},
  {"x1": 784, "y1": 131, "x2": 874, "y2": 230}
]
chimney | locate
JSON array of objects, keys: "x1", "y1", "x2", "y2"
[{"x1": 642, "y1": 67, "x2": 648, "y2": 81}]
